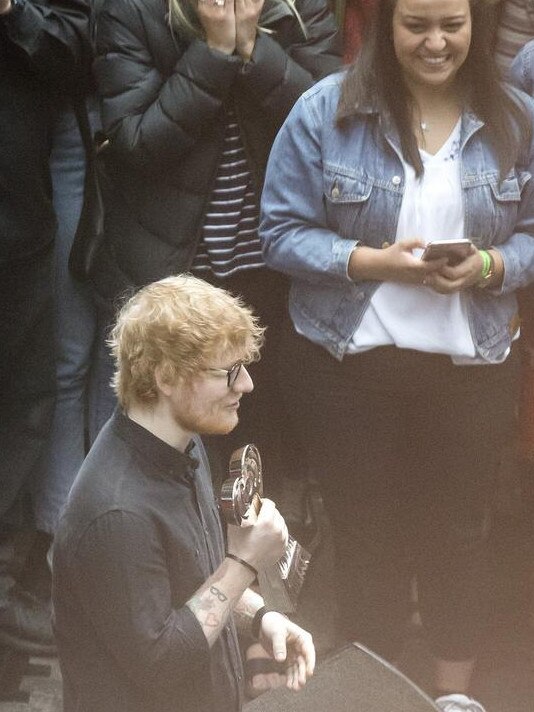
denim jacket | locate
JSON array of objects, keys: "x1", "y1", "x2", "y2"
[
  {"x1": 511, "y1": 39, "x2": 534, "y2": 96},
  {"x1": 260, "y1": 73, "x2": 534, "y2": 363}
]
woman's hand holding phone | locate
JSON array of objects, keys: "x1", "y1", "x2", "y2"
[
  {"x1": 422, "y1": 243, "x2": 485, "y2": 294},
  {"x1": 348, "y1": 238, "x2": 502, "y2": 291},
  {"x1": 348, "y1": 239, "x2": 448, "y2": 284}
]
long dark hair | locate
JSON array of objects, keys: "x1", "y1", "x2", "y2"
[{"x1": 336, "y1": 0, "x2": 531, "y2": 177}]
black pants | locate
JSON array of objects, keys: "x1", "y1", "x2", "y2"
[
  {"x1": 0, "y1": 250, "x2": 55, "y2": 528},
  {"x1": 279, "y1": 322, "x2": 520, "y2": 661}
]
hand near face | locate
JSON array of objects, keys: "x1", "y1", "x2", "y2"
[
  {"x1": 197, "y1": 0, "x2": 263, "y2": 60},
  {"x1": 235, "y1": 0, "x2": 265, "y2": 61},
  {"x1": 197, "y1": 0, "x2": 237, "y2": 55},
  {"x1": 0, "y1": 0, "x2": 12, "y2": 14}
]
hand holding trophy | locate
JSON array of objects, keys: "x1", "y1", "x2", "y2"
[{"x1": 220, "y1": 444, "x2": 311, "y2": 613}]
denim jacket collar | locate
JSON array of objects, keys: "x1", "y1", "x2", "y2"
[{"x1": 349, "y1": 100, "x2": 485, "y2": 158}]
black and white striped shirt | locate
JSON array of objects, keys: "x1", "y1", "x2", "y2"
[{"x1": 192, "y1": 107, "x2": 264, "y2": 279}]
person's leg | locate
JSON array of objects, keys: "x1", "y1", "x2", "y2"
[
  {"x1": 0, "y1": 252, "x2": 55, "y2": 526},
  {"x1": 0, "y1": 250, "x2": 56, "y2": 653},
  {"x1": 408, "y1": 352, "x2": 520, "y2": 695},
  {"x1": 33, "y1": 101, "x2": 100, "y2": 534},
  {"x1": 278, "y1": 326, "x2": 413, "y2": 660}
]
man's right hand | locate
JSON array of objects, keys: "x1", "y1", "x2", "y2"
[{"x1": 227, "y1": 498, "x2": 288, "y2": 572}]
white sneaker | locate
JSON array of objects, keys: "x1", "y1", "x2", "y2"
[{"x1": 435, "y1": 694, "x2": 487, "y2": 712}]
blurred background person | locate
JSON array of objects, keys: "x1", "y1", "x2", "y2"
[
  {"x1": 0, "y1": 0, "x2": 91, "y2": 656},
  {"x1": 495, "y1": 0, "x2": 534, "y2": 75},
  {"x1": 32, "y1": 4, "x2": 102, "y2": 600}
]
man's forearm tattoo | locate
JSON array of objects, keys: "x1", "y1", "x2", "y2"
[
  {"x1": 186, "y1": 565, "x2": 243, "y2": 646},
  {"x1": 186, "y1": 561, "x2": 254, "y2": 646},
  {"x1": 188, "y1": 588, "x2": 225, "y2": 632},
  {"x1": 210, "y1": 586, "x2": 228, "y2": 602}
]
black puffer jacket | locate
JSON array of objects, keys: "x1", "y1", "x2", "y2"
[{"x1": 92, "y1": 0, "x2": 341, "y2": 302}]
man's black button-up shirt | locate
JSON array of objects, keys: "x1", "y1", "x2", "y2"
[{"x1": 53, "y1": 410, "x2": 244, "y2": 712}]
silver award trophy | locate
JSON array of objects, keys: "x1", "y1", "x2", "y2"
[{"x1": 220, "y1": 444, "x2": 311, "y2": 613}]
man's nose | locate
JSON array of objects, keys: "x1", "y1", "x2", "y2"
[{"x1": 233, "y1": 364, "x2": 254, "y2": 393}]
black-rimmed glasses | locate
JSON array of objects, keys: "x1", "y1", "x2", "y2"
[{"x1": 203, "y1": 361, "x2": 244, "y2": 388}]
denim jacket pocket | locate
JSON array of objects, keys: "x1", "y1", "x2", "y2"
[
  {"x1": 467, "y1": 170, "x2": 531, "y2": 248},
  {"x1": 323, "y1": 165, "x2": 375, "y2": 239}
]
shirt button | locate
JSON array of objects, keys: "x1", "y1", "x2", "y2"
[{"x1": 391, "y1": 175, "x2": 401, "y2": 186}]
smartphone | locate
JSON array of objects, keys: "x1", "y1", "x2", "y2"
[{"x1": 421, "y1": 239, "x2": 473, "y2": 266}]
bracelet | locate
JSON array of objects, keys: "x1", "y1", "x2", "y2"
[
  {"x1": 477, "y1": 249, "x2": 495, "y2": 288},
  {"x1": 479, "y1": 249, "x2": 491, "y2": 279},
  {"x1": 251, "y1": 606, "x2": 268, "y2": 640},
  {"x1": 225, "y1": 552, "x2": 258, "y2": 580}
]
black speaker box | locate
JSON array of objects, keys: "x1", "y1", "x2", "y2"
[{"x1": 243, "y1": 643, "x2": 439, "y2": 712}]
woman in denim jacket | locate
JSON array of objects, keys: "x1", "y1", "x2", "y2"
[{"x1": 261, "y1": 0, "x2": 534, "y2": 699}]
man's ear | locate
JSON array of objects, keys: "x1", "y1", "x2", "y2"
[{"x1": 154, "y1": 363, "x2": 180, "y2": 397}]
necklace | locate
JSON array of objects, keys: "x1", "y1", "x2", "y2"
[{"x1": 420, "y1": 121, "x2": 429, "y2": 132}]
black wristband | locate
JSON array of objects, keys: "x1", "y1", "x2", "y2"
[
  {"x1": 225, "y1": 552, "x2": 258, "y2": 579},
  {"x1": 251, "y1": 605, "x2": 268, "y2": 640}
]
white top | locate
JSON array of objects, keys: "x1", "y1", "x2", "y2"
[{"x1": 348, "y1": 119, "x2": 476, "y2": 359}]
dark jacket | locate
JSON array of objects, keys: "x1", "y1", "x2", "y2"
[
  {"x1": 91, "y1": 0, "x2": 341, "y2": 302},
  {"x1": 0, "y1": 0, "x2": 92, "y2": 265},
  {"x1": 53, "y1": 411, "x2": 244, "y2": 712}
]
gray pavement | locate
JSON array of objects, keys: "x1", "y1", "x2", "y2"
[{"x1": 0, "y1": 657, "x2": 61, "y2": 712}]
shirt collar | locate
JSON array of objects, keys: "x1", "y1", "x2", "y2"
[{"x1": 111, "y1": 409, "x2": 200, "y2": 482}]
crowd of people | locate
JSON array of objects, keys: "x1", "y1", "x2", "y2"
[{"x1": 2, "y1": 0, "x2": 534, "y2": 710}]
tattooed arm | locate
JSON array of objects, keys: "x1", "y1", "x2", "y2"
[
  {"x1": 186, "y1": 497, "x2": 288, "y2": 646},
  {"x1": 186, "y1": 557, "x2": 259, "y2": 647},
  {"x1": 187, "y1": 562, "x2": 315, "y2": 692}
]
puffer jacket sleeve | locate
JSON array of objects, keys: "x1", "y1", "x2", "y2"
[
  {"x1": 1, "y1": 0, "x2": 92, "y2": 94},
  {"x1": 237, "y1": 0, "x2": 341, "y2": 124},
  {"x1": 94, "y1": 0, "x2": 243, "y2": 169}
]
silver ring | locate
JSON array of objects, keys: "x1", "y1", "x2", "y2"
[{"x1": 214, "y1": 0, "x2": 225, "y2": 6}]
